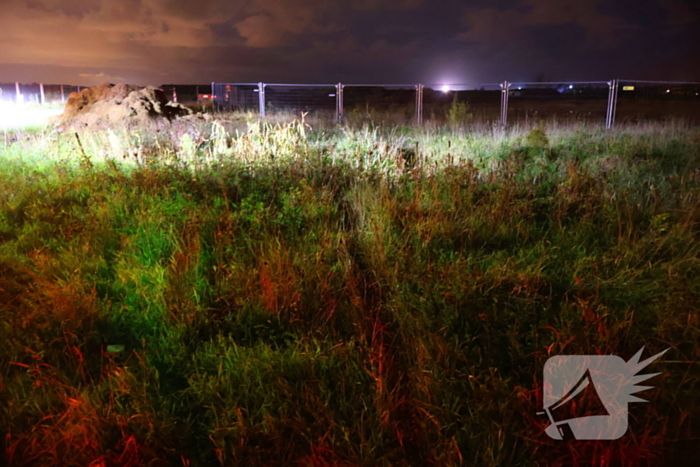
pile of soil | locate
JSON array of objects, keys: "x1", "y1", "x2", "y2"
[{"x1": 55, "y1": 83, "x2": 193, "y2": 128}]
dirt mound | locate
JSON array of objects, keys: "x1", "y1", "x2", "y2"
[{"x1": 55, "y1": 83, "x2": 192, "y2": 128}]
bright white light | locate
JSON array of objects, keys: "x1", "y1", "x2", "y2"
[
  {"x1": 666, "y1": 89, "x2": 671, "y2": 93},
  {"x1": 569, "y1": 85, "x2": 574, "y2": 89},
  {"x1": 0, "y1": 101, "x2": 63, "y2": 130},
  {"x1": 441, "y1": 85, "x2": 450, "y2": 93}
]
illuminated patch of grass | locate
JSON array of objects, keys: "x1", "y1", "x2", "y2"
[{"x1": 0, "y1": 118, "x2": 698, "y2": 466}]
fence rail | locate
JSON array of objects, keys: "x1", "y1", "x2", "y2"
[
  {"x1": 2, "y1": 79, "x2": 698, "y2": 128},
  {"x1": 0, "y1": 83, "x2": 87, "y2": 105},
  {"x1": 213, "y1": 79, "x2": 700, "y2": 128}
]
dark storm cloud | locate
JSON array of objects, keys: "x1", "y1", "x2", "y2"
[
  {"x1": 452, "y1": 0, "x2": 699, "y2": 81},
  {"x1": 457, "y1": 0, "x2": 631, "y2": 47},
  {"x1": 0, "y1": 0, "x2": 697, "y2": 86}
]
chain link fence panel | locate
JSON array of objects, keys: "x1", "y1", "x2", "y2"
[{"x1": 615, "y1": 80, "x2": 700, "y2": 124}]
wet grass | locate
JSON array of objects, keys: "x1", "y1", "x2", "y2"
[{"x1": 1, "y1": 117, "x2": 699, "y2": 466}]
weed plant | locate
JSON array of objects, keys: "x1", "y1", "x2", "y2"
[{"x1": 0, "y1": 116, "x2": 699, "y2": 466}]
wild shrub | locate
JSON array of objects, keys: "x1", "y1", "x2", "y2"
[
  {"x1": 447, "y1": 94, "x2": 473, "y2": 125},
  {"x1": 525, "y1": 126, "x2": 549, "y2": 148}
]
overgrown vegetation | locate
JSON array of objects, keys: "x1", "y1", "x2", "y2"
[
  {"x1": 1, "y1": 116, "x2": 699, "y2": 466},
  {"x1": 447, "y1": 94, "x2": 473, "y2": 125}
]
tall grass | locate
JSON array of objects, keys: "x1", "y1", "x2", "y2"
[{"x1": 1, "y1": 115, "x2": 699, "y2": 466}]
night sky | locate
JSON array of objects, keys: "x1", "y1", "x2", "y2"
[{"x1": 0, "y1": 0, "x2": 698, "y2": 86}]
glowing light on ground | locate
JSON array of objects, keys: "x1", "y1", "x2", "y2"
[
  {"x1": 441, "y1": 85, "x2": 450, "y2": 93},
  {"x1": 0, "y1": 102, "x2": 63, "y2": 130}
]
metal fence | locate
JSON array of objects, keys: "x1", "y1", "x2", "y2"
[
  {"x1": 615, "y1": 80, "x2": 700, "y2": 124},
  {"x1": 0, "y1": 83, "x2": 85, "y2": 105},
  {"x1": 213, "y1": 80, "x2": 700, "y2": 128},
  {"x1": 3, "y1": 79, "x2": 698, "y2": 127}
]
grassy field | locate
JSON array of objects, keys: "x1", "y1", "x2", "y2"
[{"x1": 1, "y1": 115, "x2": 699, "y2": 466}]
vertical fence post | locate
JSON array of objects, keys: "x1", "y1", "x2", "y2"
[
  {"x1": 606, "y1": 80, "x2": 612, "y2": 128},
  {"x1": 39, "y1": 83, "x2": 45, "y2": 105},
  {"x1": 336, "y1": 83, "x2": 344, "y2": 123},
  {"x1": 258, "y1": 82, "x2": 266, "y2": 117},
  {"x1": 611, "y1": 79, "x2": 619, "y2": 128},
  {"x1": 420, "y1": 84, "x2": 424, "y2": 124},
  {"x1": 500, "y1": 81, "x2": 510, "y2": 127},
  {"x1": 61, "y1": 84, "x2": 65, "y2": 103},
  {"x1": 15, "y1": 82, "x2": 21, "y2": 104},
  {"x1": 606, "y1": 79, "x2": 619, "y2": 129},
  {"x1": 415, "y1": 84, "x2": 424, "y2": 125}
]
